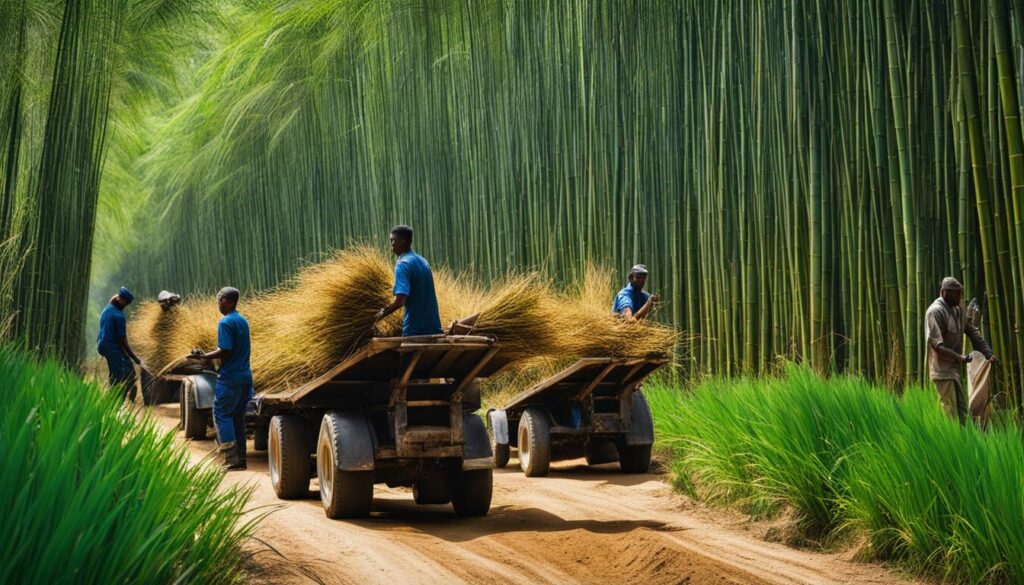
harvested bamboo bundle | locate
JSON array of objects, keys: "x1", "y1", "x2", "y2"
[
  {"x1": 130, "y1": 248, "x2": 680, "y2": 395},
  {"x1": 248, "y1": 247, "x2": 395, "y2": 390},
  {"x1": 128, "y1": 299, "x2": 218, "y2": 375},
  {"x1": 557, "y1": 264, "x2": 679, "y2": 359},
  {"x1": 467, "y1": 275, "x2": 564, "y2": 364},
  {"x1": 130, "y1": 247, "x2": 394, "y2": 389}
]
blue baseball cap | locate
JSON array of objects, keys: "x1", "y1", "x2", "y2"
[{"x1": 118, "y1": 287, "x2": 134, "y2": 303}]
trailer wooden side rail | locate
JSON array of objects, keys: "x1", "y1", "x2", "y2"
[{"x1": 489, "y1": 356, "x2": 668, "y2": 477}]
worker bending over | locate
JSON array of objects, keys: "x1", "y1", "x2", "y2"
[
  {"x1": 925, "y1": 277, "x2": 996, "y2": 424},
  {"x1": 97, "y1": 287, "x2": 142, "y2": 402},
  {"x1": 612, "y1": 264, "x2": 659, "y2": 321},
  {"x1": 190, "y1": 287, "x2": 253, "y2": 470},
  {"x1": 375, "y1": 224, "x2": 443, "y2": 336}
]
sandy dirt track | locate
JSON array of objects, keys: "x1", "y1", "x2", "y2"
[{"x1": 148, "y1": 404, "x2": 913, "y2": 585}]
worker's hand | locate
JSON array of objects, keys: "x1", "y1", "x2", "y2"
[
  {"x1": 650, "y1": 294, "x2": 661, "y2": 307},
  {"x1": 961, "y1": 354, "x2": 973, "y2": 364},
  {"x1": 374, "y1": 308, "x2": 386, "y2": 321},
  {"x1": 189, "y1": 348, "x2": 206, "y2": 360}
]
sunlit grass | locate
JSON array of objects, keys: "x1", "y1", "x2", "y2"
[
  {"x1": 648, "y1": 366, "x2": 1024, "y2": 583},
  {"x1": 0, "y1": 344, "x2": 258, "y2": 584}
]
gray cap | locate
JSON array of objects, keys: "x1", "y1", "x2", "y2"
[
  {"x1": 941, "y1": 277, "x2": 963, "y2": 291},
  {"x1": 630, "y1": 264, "x2": 649, "y2": 275}
]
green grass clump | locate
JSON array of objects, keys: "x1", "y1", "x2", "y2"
[
  {"x1": 0, "y1": 345, "x2": 257, "y2": 584},
  {"x1": 647, "y1": 366, "x2": 1024, "y2": 583}
]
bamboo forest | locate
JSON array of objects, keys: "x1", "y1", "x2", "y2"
[{"x1": 5, "y1": 1, "x2": 1024, "y2": 583}]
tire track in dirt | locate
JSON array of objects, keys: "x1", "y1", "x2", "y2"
[{"x1": 146, "y1": 404, "x2": 915, "y2": 585}]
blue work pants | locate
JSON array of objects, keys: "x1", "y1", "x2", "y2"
[{"x1": 214, "y1": 381, "x2": 253, "y2": 457}]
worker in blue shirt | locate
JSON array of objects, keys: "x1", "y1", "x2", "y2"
[
  {"x1": 612, "y1": 264, "x2": 659, "y2": 321},
  {"x1": 189, "y1": 287, "x2": 253, "y2": 470},
  {"x1": 97, "y1": 287, "x2": 142, "y2": 402},
  {"x1": 375, "y1": 224, "x2": 443, "y2": 336}
]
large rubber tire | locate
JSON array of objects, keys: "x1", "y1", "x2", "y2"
[
  {"x1": 584, "y1": 437, "x2": 619, "y2": 466},
  {"x1": 269, "y1": 415, "x2": 310, "y2": 499},
  {"x1": 451, "y1": 469, "x2": 493, "y2": 517},
  {"x1": 618, "y1": 443, "x2": 653, "y2": 474},
  {"x1": 518, "y1": 408, "x2": 551, "y2": 477},
  {"x1": 253, "y1": 424, "x2": 269, "y2": 451},
  {"x1": 493, "y1": 442, "x2": 510, "y2": 469},
  {"x1": 318, "y1": 412, "x2": 374, "y2": 519},
  {"x1": 413, "y1": 473, "x2": 452, "y2": 505},
  {"x1": 182, "y1": 381, "x2": 209, "y2": 440},
  {"x1": 140, "y1": 368, "x2": 155, "y2": 406}
]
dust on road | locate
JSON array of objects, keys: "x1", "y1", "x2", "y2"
[{"x1": 147, "y1": 404, "x2": 912, "y2": 585}]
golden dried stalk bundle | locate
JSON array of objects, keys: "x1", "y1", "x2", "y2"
[
  {"x1": 557, "y1": 263, "x2": 680, "y2": 360},
  {"x1": 468, "y1": 274, "x2": 564, "y2": 364},
  {"x1": 433, "y1": 266, "x2": 485, "y2": 329},
  {"x1": 130, "y1": 249, "x2": 679, "y2": 394},
  {"x1": 128, "y1": 299, "x2": 218, "y2": 375},
  {"x1": 248, "y1": 246, "x2": 395, "y2": 390}
]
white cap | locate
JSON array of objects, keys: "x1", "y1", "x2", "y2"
[{"x1": 157, "y1": 290, "x2": 181, "y2": 303}]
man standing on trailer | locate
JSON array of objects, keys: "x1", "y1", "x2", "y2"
[
  {"x1": 97, "y1": 287, "x2": 142, "y2": 402},
  {"x1": 190, "y1": 287, "x2": 252, "y2": 470},
  {"x1": 612, "y1": 264, "x2": 659, "y2": 321},
  {"x1": 925, "y1": 277, "x2": 997, "y2": 424},
  {"x1": 375, "y1": 225, "x2": 443, "y2": 336}
]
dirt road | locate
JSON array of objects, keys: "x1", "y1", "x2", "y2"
[{"x1": 148, "y1": 404, "x2": 911, "y2": 585}]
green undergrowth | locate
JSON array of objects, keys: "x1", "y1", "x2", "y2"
[
  {"x1": 646, "y1": 366, "x2": 1024, "y2": 583},
  {"x1": 0, "y1": 345, "x2": 258, "y2": 584}
]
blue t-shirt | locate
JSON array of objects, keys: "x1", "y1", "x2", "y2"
[
  {"x1": 217, "y1": 311, "x2": 253, "y2": 386},
  {"x1": 97, "y1": 303, "x2": 127, "y2": 357},
  {"x1": 394, "y1": 251, "x2": 443, "y2": 337},
  {"x1": 612, "y1": 283, "x2": 650, "y2": 316}
]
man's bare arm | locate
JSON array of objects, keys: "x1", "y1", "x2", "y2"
[
  {"x1": 634, "y1": 294, "x2": 659, "y2": 321},
  {"x1": 192, "y1": 347, "x2": 231, "y2": 362},
  {"x1": 376, "y1": 294, "x2": 407, "y2": 320}
]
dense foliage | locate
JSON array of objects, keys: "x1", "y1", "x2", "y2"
[
  {"x1": 0, "y1": 344, "x2": 256, "y2": 584},
  {"x1": 4, "y1": 1, "x2": 1024, "y2": 393},
  {"x1": 648, "y1": 368, "x2": 1024, "y2": 583}
]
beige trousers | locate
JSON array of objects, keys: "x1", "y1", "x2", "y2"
[{"x1": 933, "y1": 379, "x2": 965, "y2": 425}]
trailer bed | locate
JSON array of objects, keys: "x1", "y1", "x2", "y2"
[
  {"x1": 502, "y1": 357, "x2": 668, "y2": 413},
  {"x1": 255, "y1": 334, "x2": 502, "y2": 408}
]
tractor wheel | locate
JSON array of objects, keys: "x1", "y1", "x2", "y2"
[
  {"x1": 317, "y1": 412, "x2": 374, "y2": 519},
  {"x1": 269, "y1": 415, "x2": 310, "y2": 499},
  {"x1": 517, "y1": 408, "x2": 551, "y2": 477},
  {"x1": 451, "y1": 468, "x2": 492, "y2": 517}
]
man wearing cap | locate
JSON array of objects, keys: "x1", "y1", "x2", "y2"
[
  {"x1": 374, "y1": 225, "x2": 443, "y2": 336},
  {"x1": 190, "y1": 287, "x2": 252, "y2": 470},
  {"x1": 97, "y1": 287, "x2": 142, "y2": 402},
  {"x1": 157, "y1": 290, "x2": 181, "y2": 311},
  {"x1": 612, "y1": 264, "x2": 659, "y2": 321},
  {"x1": 925, "y1": 277, "x2": 996, "y2": 424}
]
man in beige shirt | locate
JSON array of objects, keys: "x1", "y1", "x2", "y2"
[{"x1": 924, "y1": 277, "x2": 996, "y2": 424}]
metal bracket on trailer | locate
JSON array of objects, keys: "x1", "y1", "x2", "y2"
[
  {"x1": 329, "y1": 411, "x2": 378, "y2": 471},
  {"x1": 625, "y1": 391, "x2": 655, "y2": 446},
  {"x1": 462, "y1": 412, "x2": 495, "y2": 470},
  {"x1": 187, "y1": 373, "x2": 217, "y2": 410},
  {"x1": 488, "y1": 409, "x2": 509, "y2": 445}
]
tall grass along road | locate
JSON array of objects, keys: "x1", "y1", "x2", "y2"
[
  {"x1": 0, "y1": 344, "x2": 256, "y2": 585},
  {"x1": 649, "y1": 367, "x2": 1024, "y2": 583}
]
